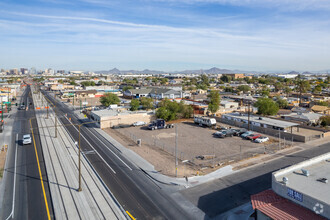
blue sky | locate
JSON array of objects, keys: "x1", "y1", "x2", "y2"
[{"x1": 1, "y1": 0, "x2": 330, "y2": 72}]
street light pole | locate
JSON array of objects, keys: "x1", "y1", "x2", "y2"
[{"x1": 78, "y1": 125, "x2": 82, "y2": 192}]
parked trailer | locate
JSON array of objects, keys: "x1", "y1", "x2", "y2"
[
  {"x1": 194, "y1": 116, "x2": 216, "y2": 127},
  {"x1": 148, "y1": 119, "x2": 174, "y2": 130}
]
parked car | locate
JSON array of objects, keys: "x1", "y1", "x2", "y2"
[
  {"x1": 255, "y1": 136, "x2": 269, "y2": 143},
  {"x1": 230, "y1": 128, "x2": 247, "y2": 136},
  {"x1": 132, "y1": 121, "x2": 147, "y2": 127},
  {"x1": 240, "y1": 131, "x2": 254, "y2": 138},
  {"x1": 213, "y1": 130, "x2": 226, "y2": 137},
  {"x1": 246, "y1": 133, "x2": 262, "y2": 140},
  {"x1": 214, "y1": 130, "x2": 234, "y2": 138},
  {"x1": 23, "y1": 134, "x2": 32, "y2": 145}
]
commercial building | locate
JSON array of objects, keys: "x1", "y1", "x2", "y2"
[
  {"x1": 222, "y1": 112, "x2": 299, "y2": 131},
  {"x1": 90, "y1": 108, "x2": 155, "y2": 129},
  {"x1": 251, "y1": 152, "x2": 330, "y2": 219}
]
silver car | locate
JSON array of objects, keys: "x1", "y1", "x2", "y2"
[{"x1": 23, "y1": 134, "x2": 32, "y2": 145}]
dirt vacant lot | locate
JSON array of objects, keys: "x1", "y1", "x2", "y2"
[{"x1": 107, "y1": 121, "x2": 280, "y2": 177}]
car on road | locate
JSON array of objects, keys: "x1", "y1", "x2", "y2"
[
  {"x1": 132, "y1": 121, "x2": 147, "y2": 127},
  {"x1": 20, "y1": 104, "x2": 26, "y2": 110},
  {"x1": 255, "y1": 136, "x2": 269, "y2": 143},
  {"x1": 240, "y1": 131, "x2": 254, "y2": 139},
  {"x1": 23, "y1": 134, "x2": 32, "y2": 145},
  {"x1": 246, "y1": 133, "x2": 262, "y2": 141}
]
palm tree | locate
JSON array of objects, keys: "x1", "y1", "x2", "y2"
[{"x1": 295, "y1": 75, "x2": 310, "y2": 105}]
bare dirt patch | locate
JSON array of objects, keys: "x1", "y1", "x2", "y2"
[{"x1": 105, "y1": 121, "x2": 285, "y2": 177}]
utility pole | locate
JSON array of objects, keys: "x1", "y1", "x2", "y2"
[
  {"x1": 175, "y1": 125, "x2": 178, "y2": 177},
  {"x1": 73, "y1": 95, "x2": 75, "y2": 110},
  {"x1": 247, "y1": 101, "x2": 251, "y2": 130}
]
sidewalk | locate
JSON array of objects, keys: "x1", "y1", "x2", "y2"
[
  {"x1": 72, "y1": 107, "x2": 330, "y2": 188},
  {"x1": 32, "y1": 88, "x2": 126, "y2": 220}
]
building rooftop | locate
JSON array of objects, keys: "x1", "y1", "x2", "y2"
[
  {"x1": 91, "y1": 108, "x2": 152, "y2": 118},
  {"x1": 223, "y1": 113, "x2": 299, "y2": 129},
  {"x1": 274, "y1": 152, "x2": 330, "y2": 205},
  {"x1": 251, "y1": 190, "x2": 325, "y2": 220}
]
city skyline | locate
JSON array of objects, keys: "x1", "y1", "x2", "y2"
[{"x1": 1, "y1": 0, "x2": 330, "y2": 71}]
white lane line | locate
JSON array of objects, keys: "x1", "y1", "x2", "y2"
[
  {"x1": 87, "y1": 129, "x2": 132, "y2": 171},
  {"x1": 63, "y1": 115, "x2": 116, "y2": 174},
  {"x1": 5, "y1": 134, "x2": 18, "y2": 220}
]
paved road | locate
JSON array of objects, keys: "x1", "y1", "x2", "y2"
[
  {"x1": 0, "y1": 86, "x2": 54, "y2": 219},
  {"x1": 43, "y1": 91, "x2": 192, "y2": 220},
  {"x1": 180, "y1": 142, "x2": 330, "y2": 218}
]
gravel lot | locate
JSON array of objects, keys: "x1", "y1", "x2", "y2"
[{"x1": 115, "y1": 121, "x2": 279, "y2": 168}]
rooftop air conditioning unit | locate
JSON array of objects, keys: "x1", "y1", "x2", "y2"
[
  {"x1": 283, "y1": 177, "x2": 288, "y2": 185},
  {"x1": 301, "y1": 169, "x2": 309, "y2": 177}
]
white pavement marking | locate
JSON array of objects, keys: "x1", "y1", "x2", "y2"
[
  {"x1": 87, "y1": 129, "x2": 132, "y2": 171},
  {"x1": 5, "y1": 134, "x2": 18, "y2": 220},
  {"x1": 64, "y1": 115, "x2": 116, "y2": 174}
]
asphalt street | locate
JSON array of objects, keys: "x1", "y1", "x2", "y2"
[
  {"x1": 0, "y1": 85, "x2": 54, "y2": 220},
  {"x1": 43, "y1": 90, "x2": 192, "y2": 220},
  {"x1": 181, "y1": 141, "x2": 330, "y2": 218}
]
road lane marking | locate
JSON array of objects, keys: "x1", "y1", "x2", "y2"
[
  {"x1": 126, "y1": 211, "x2": 136, "y2": 220},
  {"x1": 5, "y1": 134, "x2": 18, "y2": 220},
  {"x1": 62, "y1": 115, "x2": 116, "y2": 174},
  {"x1": 87, "y1": 128, "x2": 133, "y2": 171},
  {"x1": 30, "y1": 119, "x2": 51, "y2": 220}
]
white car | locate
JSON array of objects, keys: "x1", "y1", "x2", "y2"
[
  {"x1": 255, "y1": 136, "x2": 269, "y2": 143},
  {"x1": 132, "y1": 121, "x2": 146, "y2": 127},
  {"x1": 23, "y1": 134, "x2": 32, "y2": 145}
]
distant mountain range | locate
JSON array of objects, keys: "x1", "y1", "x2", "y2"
[{"x1": 94, "y1": 67, "x2": 329, "y2": 75}]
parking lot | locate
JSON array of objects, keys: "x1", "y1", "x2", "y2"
[{"x1": 111, "y1": 121, "x2": 281, "y2": 176}]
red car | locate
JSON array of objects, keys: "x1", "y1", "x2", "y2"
[{"x1": 246, "y1": 133, "x2": 261, "y2": 140}]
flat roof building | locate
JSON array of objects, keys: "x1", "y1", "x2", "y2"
[
  {"x1": 222, "y1": 112, "x2": 299, "y2": 130},
  {"x1": 270, "y1": 152, "x2": 330, "y2": 219}
]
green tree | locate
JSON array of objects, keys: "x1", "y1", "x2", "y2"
[
  {"x1": 201, "y1": 74, "x2": 210, "y2": 86},
  {"x1": 224, "y1": 87, "x2": 233, "y2": 93},
  {"x1": 140, "y1": 97, "x2": 153, "y2": 110},
  {"x1": 160, "y1": 78, "x2": 168, "y2": 85},
  {"x1": 284, "y1": 86, "x2": 292, "y2": 96},
  {"x1": 276, "y1": 97, "x2": 288, "y2": 109},
  {"x1": 208, "y1": 90, "x2": 220, "y2": 113},
  {"x1": 58, "y1": 79, "x2": 64, "y2": 84},
  {"x1": 317, "y1": 101, "x2": 329, "y2": 107},
  {"x1": 254, "y1": 98, "x2": 279, "y2": 116},
  {"x1": 237, "y1": 85, "x2": 251, "y2": 93},
  {"x1": 220, "y1": 75, "x2": 231, "y2": 83},
  {"x1": 320, "y1": 115, "x2": 330, "y2": 127},
  {"x1": 295, "y1": 76, "x2": 310, "y2": 104},
  {"x1": 274, "y1": 82, "x2": 283, "y2": 92},
  {"x1": 70, "y1": 80, "x2": 77, "y2": 86},
  {"x1": 100, "y1": 93, "x2": 120, "y2": 106},
  {"x1": 156, "y1": 107, "x2": 171, "y2": 121},
  {"x1": 313, "y1": 85, "x2": 322, "y2": 93},
  {"x1": 123, "y1": 86, "x2": 133, "y2": 92},
  {"x1": 130, "y1": 99, "x2": 140, "y2": 111},
  {"x1": 260, "y1": 88, "x2": 270, "y2": 97}
]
